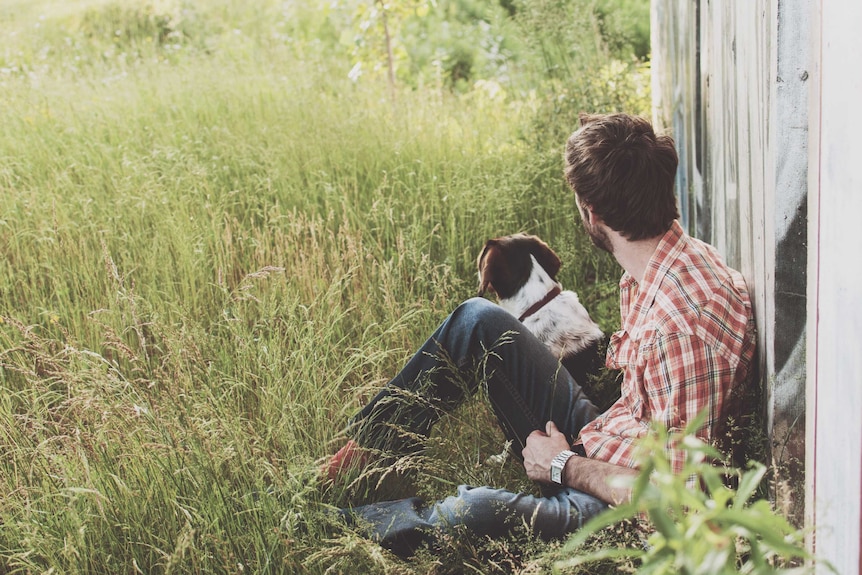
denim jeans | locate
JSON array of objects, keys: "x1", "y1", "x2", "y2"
[{"x1": 345, "y1": 297, "x2": 607, "y2": 555}]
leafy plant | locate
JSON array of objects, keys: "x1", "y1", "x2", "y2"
[
  {"x1": 339, "y1": 0, "x2": 436, "y2": 92},
  {"x1": 555, "y1": 412, "x2": 818, "y2": 574},
  {"x1": 594, "y1": 0, "x2": 651, "y2": 60}
]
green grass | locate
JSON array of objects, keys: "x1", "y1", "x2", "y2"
[{"x1": 0, "y1": 1, "x2": 645, "y2": 572}]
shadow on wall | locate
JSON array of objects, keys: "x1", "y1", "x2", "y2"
[{"x1": 771, "y1": 195, "x2": 807, "y2": 526}]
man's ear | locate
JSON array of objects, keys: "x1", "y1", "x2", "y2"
[{"x1": 579, "y1": 199, "x2": 599, "y2": 225}]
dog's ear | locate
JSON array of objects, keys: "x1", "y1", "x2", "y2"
[
  {"x1": 479, "y1": 236, "x2": 535, "y2": 299},
  {"x1": 477, "y1": 240, "x2": 497, "y2": 296},
  {"x1": 529, "y1": 236, "x2": 562, "y2": 279}
]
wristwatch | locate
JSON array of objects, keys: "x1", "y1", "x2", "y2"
[{"x1": 550, "y1": 449, "x2": 577, "y2": 484}]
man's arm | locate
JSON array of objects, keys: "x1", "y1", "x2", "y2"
[{"x1": 522, "y1": 421, "x2": 637, "y2": 505}]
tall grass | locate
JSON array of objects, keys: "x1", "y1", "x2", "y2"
[{"x1": 0, "y1": 1, "x2": 646, "y2": 572}]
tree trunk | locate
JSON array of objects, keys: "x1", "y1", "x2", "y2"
[{"x1": 379, "y1": 2, "x2": 396, "y2": 100}]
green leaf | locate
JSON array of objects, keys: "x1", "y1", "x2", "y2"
[
  {"x1": 648, "y1": 505, "x2": 680, "y2": 539},
  {"x1": 733, "y1": 461, "x2": 767, "y2": 508},
  {"x1": 636, "y1": 553, "x2": 676, "y2": 575},
  {"x1": 554, "y1": 545, "x2": 644, "y2": 571},
  {"x1": 560, "y1": 503, "x2": 639, "y2": 552},
  {"x1": 718, "y1": 508, "x2": 809, "y2": 559}
]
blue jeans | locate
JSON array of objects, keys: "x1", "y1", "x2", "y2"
[{"x1": 345, "y1": 298, "x2": 607, "y2": 555}]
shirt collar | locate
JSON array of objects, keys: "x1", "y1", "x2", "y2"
[{"x1": 620, "y1": 220, "x2": 687, "y2": 331}]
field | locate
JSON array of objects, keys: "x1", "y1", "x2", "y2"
[{"x1": 0, "y1": 1, "x2": 651, "y2": 572}]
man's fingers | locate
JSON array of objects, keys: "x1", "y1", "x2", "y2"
[
  {"x1": 546, "y1": 421, "x2": 560, "y2": 436},
  {"x1": 523, "y1": 429, "x2": 546, "y2": 458}
]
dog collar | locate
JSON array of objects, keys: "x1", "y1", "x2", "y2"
[{"x1": 518, "y1": 285, "x2": 562, "y2": 322}]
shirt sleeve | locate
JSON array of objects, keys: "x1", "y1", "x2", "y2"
[{"x1": 642, "y1": 331, "x2": 736, "y2": 474}]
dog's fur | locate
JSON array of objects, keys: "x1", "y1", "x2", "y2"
[{"x1": 477, "y1": 233, "x2": 606, "y2": 383}]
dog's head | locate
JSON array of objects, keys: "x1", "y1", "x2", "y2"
[{"x1": 477, "y1": 233, "x2": 562, "y2": 299}]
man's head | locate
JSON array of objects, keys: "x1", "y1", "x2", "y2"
[{"x1": 564, "y1": 113, "x2": 679, "y2": 242}]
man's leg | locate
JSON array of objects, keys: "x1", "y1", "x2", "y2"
[
  {"x1": 345, "y1": 484, "x2": 608, "y2": 557},
  {"x1": 348, "y1": 297, "x2": 599, "y2": 456},
  {"x1": 429, "y1": 484, "x2": 608, "y2": 539},
  {"x1": 334, "y1": 298, "x2": 607, "y2": 553}
]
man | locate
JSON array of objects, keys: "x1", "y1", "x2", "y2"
[{"x1": 324, "y1": 113, "x2": 757, "y2": 557}]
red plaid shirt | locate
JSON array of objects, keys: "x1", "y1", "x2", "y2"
[{"x1": 578, "y1": 221, "x2": 756, "y2": 473}]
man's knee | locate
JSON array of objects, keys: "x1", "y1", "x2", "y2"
[
  {"x1": 451, "y1": 297, "x2": 519, "y2": 337},
  {"x1": 454, "y1": 296, "x2": 501, "y2": 319}
]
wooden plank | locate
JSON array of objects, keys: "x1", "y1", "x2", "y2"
[
  {"x1": 651, "y1": 0, "x2": 809, "y2": 526},
  {"x1": 809, "y1": 0, "x2": 862, "y2": 570},
  {"x1": 768, "y1": 0, "x2": 810, "y2": 529}
]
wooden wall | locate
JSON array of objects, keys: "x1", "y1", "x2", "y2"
[
  {"x1": 806, "y1": 1, "x2": 862, "y2": 572},
  {"x1": 651, "y1": 0, "x2": 809, "y2": 523},
  {"x1": 652, "y1": 0, "x2": 862, "y2": 571}
]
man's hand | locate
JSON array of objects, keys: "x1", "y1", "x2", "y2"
[
  {"x1": 522, "y1": 421, "x2": 571, "y2": 484},
  {"x1": 523, "y1": 421, "x2": 638, "y2": 505}
]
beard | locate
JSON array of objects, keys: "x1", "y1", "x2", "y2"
[{"x1": 583, "y1": 219, "x2": 614, "y2": 254}]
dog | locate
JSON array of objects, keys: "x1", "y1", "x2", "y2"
[{"x1": 477, "y1": 233, "x2": 606, "y2": 384}]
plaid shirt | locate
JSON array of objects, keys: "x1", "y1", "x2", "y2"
[{"x1": 578, "y1": 221, "x2": 756, "y2": 473}]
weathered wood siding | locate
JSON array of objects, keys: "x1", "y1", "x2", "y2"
[
  {"x1": 652, "y1": 0, "x2": 862, "y2": 571},
  {"x1": 651, "y1": 0, "x2": 808, "y2": 521},
  {"x1": 806, "y1": 1, "x2": 862, "y2": 572}
]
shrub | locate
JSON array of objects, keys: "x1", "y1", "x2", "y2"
[{"x1": 554, "y1": 413, "x2": 817, "y2": 575}]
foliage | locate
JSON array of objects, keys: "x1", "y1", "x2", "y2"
[
  {"x1": 554, "y1": 413, "x2": 817, "y2": 575},
  {"x1": 595, "y1": 0, "x2": 651, "y2": 60},
  {"x1": 339, "y1": 0, "x2": 431, "y2": 89}
]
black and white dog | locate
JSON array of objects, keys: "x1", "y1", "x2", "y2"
[{"x1": 477, "y1": 233, "x2": 606, "y2": 384}]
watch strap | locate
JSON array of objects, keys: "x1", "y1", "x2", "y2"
[{"x1": 550, "y1": 449, "x2": 577, "y2": 484}]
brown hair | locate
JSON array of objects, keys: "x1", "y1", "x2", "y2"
[{"x1": 564, "y1": 113, "x2": 679, "y2": 240}]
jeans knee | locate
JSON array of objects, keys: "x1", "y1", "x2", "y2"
[
  {"x1": 452, "y1": 297, "x2": 518, "y2": 335},
  {"x1": 454, "y1": 296, "x2": 498, "y2": 317}
]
